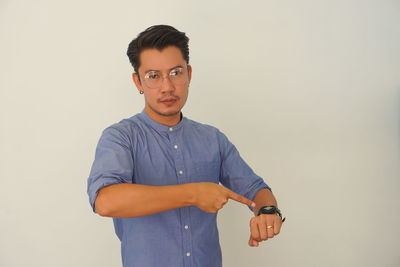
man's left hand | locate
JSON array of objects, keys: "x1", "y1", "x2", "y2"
[{"x1": 248, "y1": 214, "x2": 282, "y2": 247}]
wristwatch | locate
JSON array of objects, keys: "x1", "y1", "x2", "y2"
[{"x1": 257, "y1": 206, "x2": 286, "y2": 222}]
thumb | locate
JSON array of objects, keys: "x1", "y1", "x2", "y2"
[{"x1": 248, "y1": 235, "x2": 259, "y2": 247}]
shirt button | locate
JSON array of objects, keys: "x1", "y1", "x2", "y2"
[
  {"x1": 184, "y1": 225, "x2": 189, "y2": 229},
  {"x1": 186, "y1": 252, "x2": 191, "y2": 257},
  {"x1": 174, "y1": 145, "x2": 178, "y2": 149},
  {"x1": 169, "y1": 127, "x2": 173, "y2": 132},
  {"x1": 179, "y1": 170, "x2": 183, "y2": 175}
]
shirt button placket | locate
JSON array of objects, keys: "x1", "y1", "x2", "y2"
[
  {"x1": 169, "y1": 129, "x2": 184, "y2": 179},
  {"x1": 168, "y1": 127, "x2": 192, "y2": 265}
]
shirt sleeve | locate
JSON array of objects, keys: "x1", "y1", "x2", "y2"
[
  {"x1": 217, "y1": 130, "x2": 271, "y2": 204},
  {"x1": 87, "y1": 126, "x2": 134, "y2": 213}
]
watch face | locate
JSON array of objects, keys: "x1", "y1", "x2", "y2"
[{"x1": 261, "y1": 206, "x2": 277, "y2": 214}]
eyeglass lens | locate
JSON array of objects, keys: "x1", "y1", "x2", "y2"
[{"x1": 143, "y1": 67, "x2": 187, "y2": 89}]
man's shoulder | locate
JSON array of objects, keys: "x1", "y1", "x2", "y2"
[
  {"x1": 183, "y1": 117, "x2": 233, "y2": 144},
  {"x1": 185, "y1": 117, "x2": 220, "y2": 134}
]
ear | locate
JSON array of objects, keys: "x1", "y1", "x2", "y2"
[
  {"x1": 132, "y1": 73, "x2": 144, "y2": 93},
  {"x1": 187, "y1": 65, "x2": 192, "y2": 84}
]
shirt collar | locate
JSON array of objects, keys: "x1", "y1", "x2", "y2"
[{"x1": 139, "y1": 109, "x2": 186, "y2": 133}]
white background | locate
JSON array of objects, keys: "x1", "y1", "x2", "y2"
[{"x1": 1, "y1": 0, "x2": 399, "y2": 266}]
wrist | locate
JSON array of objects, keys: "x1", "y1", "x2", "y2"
[
  {"x1": 254, "y1": 203, "x2": 277, "y2": 216},
  {"x1": 182, "y1": 183, "x2": 197, "y2": 207},
  {"x1": 257, "y1": 205, "x2": 286, "y2": 222}
]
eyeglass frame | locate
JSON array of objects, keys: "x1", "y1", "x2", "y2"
[{"x1": 137, "y1": 64, "x2": 191, "y2": 89}]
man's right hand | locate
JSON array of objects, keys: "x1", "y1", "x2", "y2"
[{"x1": 190, "y1": 182, "x2": 256, "y2": 213}]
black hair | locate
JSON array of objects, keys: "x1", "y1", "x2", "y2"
[{"x1": 127, "y1": 25, "x2": 189, "y2": 74}]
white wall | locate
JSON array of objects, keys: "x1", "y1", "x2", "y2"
[{"x1": 1, "y1": 0, "x2": 399, "y2": 266}]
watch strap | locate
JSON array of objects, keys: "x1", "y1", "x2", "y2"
[{"x1": 257, "y1": 206, "x2": 286, "y2": 222}]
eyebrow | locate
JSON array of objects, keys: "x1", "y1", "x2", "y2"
[{"x1": 143, "y1": 65, "x2": 184, "y2": 74}]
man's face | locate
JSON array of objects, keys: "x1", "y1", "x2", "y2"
[{"x1": 133, "y1": 46, "x2": 192, "y2": 120}]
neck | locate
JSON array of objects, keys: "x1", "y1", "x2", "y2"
[{"x1": 145, "y1": 106, "x2": 181, "y2": 127}]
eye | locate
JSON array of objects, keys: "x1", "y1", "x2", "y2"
[
  {"x1": 170, "y1": 68, "x2": 183, "y2": 76},
  {"x1": 145, "y1": 72, "x2": 160, "y2": 80}
]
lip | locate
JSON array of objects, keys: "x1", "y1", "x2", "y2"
[{"x1": 160, "y1": 98, "x2": 177, "y2": 103}]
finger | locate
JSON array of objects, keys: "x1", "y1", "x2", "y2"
[
  {"x1": 248, "y1": 236, "x2": 253, "y2": 246},
  {"x1": 249, "y1": 235, "x2": 259, "y2": 247},
  {"x1": 258, "y1": 216, "x2": 269, "y2": 241},
  {"x1": 226, "y1": 189, "x2": 255, "y2": 207},
  {"x1": 250, "y1": 217, "x2": 261, "y2": 242},
  {"x1": 267, "y1": 225, "x2": 275, "y2": 239},
  {"x1": 264, "y1": 215, "x2": 275, "y2": 239},
  {"x1": 273, "y1": 214, "x2": 282, "y2": 235}
]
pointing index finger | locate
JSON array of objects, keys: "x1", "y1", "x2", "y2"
[{"x1": 227, "y1": 190, "x2": 256, "y2": 208}]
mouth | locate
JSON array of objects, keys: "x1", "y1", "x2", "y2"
[{"x1": 159, "y1": 96, "x2": 179, "y2": 105}]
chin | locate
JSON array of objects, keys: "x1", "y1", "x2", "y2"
[
  {"x1": 159, "y1": 109, "x2": 181, "y2": 117},
  {"x1": 152, "y1": 105, "x2": 181, "y2": 117}
]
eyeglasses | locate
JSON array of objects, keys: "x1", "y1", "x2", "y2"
[{"x1": 141, "y1": 66, "x2": 188, "y2": 89}]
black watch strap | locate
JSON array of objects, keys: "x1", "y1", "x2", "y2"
[{"x1": 257, "y1": 206, "x2": 286, "y2": 222}]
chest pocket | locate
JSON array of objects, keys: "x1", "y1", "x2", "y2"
[{"x1": 191, "y1": 161, "x2": 220, "y2": 183}]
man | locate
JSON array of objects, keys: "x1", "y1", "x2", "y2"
[{"x1": 87, "y1": 25, "x2": 284, "y2": 267}]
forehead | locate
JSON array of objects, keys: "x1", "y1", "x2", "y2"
[{"x1": 139, "y1": 46, "x2": 186, "y2": 73}]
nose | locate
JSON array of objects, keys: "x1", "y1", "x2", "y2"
[{"x1": 159, "y1": 75, "x2": 175, "y2": 93}]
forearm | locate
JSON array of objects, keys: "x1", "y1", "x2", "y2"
[
  {"x1": 252, "y1": 188, "x2": 278, "y2": 216},
  {"x1": 95, "y1": 183, "x2": 195, "y2": 218}
]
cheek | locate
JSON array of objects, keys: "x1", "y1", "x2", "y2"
[
  {"x1": 179, "y1": 86, "x2": 189, "y2": 98},
  {"x1": 184, "y1": 88, "x2": 189, "y2": 101},
  {"x1": 144, "y1": 91, "x2": 158, "y2": 102}
]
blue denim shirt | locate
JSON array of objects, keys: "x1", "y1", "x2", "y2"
[{"x1": 87, "y1": 110, "x2": 270, "y2": 267}]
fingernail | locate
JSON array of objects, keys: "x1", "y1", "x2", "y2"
[{"x1": 251, "y1": 202, "x2": 256, "y2": 207}]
